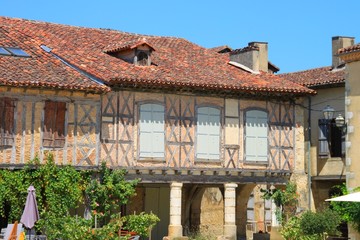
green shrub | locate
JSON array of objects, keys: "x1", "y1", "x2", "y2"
[
  {"x1": 300, "y1": 209, "x2": 341, "y2": 237},
  {"x1": 39, "y1": 214, "x2": 128, "y2": 240},
  {"x1": 281, "y1": 209, "x2": 341, "y2": 240},
  {"x1": 122, "y1": 212, "x2": 160, "y2": 237}
]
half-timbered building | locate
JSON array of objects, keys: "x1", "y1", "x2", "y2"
[{"x1": 0, "y1": 17, "x2": 314, "y2": 239}]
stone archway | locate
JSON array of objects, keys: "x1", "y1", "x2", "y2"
[
  {"x1": 183, "y1": 186, "x2": 224, "y2": 238},
  {"x1": 199, "y1": 187, "x2": 224, "y2": 236},
  {"x1": 236, "y1": 184, "x2": 257, "y2": 238}
]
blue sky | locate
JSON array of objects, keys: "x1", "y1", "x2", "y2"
[{"x1": 1, "y1": 0, "x2": 360, "y2": 73}]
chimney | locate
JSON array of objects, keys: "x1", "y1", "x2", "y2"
[
  {"x1": 249, "y1": 42, "x2": 268, "y2": 72},
  {"x1": 332, "y1": 36, "x2": 354, "y2": 68},
  {"x1": 229, "y1": 42, "x2": 268, "y2": 72}
]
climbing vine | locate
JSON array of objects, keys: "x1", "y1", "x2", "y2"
[{"x1": 261, "y1": 181, "x2": 299, "y2": 224}]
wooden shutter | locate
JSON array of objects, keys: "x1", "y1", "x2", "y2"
[
  {"x1": 245, "y1": 110, "x2": 268, "y2": 162},
  {"x1": 139, "y1": 104, "x2": 165, "y2": 158},
  {"x1": 318, "y1": 119, "x2": 330, "y2": 158},
  {"x1": 196, "y1": 107, "x2": 220, "y2": 160},
  {"x1": 54, "y1": 102, "x2": 66, "y2": 147},
  {"x1": 43, "y1": 101, "x2": 66, "y2": 148},
  {"x1": 0, "y1": 98, "x2": 15, "y2": 146}
]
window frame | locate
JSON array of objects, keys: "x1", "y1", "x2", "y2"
[
  {"x1": 0, "y1": 97, "x2": 16, "y2": 147},
  {"x1": 195, "y1": 105, "x2": 222, "y2": 162},
  {"x1": 318, "y1": 118, "x2": 344, "y2": 159},
  {"x1": 134, "y1": 50, "x2": 150, "y2": 66},
  {"x1": 42, "y1": 100, "x2": 67, "y2": 149},
  {"x1": 137, "y1": 101, "x2": 165, "y2": 161},
  {"x1": 244, "y1": 108, "x2": 269, "y2": 164}
]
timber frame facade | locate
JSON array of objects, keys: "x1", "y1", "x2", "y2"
[{"x1": 0, "y1": 16, "x2": 313, "y2": 240}]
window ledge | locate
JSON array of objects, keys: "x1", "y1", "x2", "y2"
[
  {"x1": 195, "y1": 159, "x2": 222, "y2": 164},
  {"x1": 244, "y1": 160, "x2": 268, "y2": 165},
  {"x1": 138, "y1": 158, "x2": 166, "y2": 162}
]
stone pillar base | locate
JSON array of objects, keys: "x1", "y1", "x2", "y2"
[
  {"x1": 168, "y1": 224, "x2": 183, "y2": 238},
  {"x1": 223, "y1": 224, "x2": 237, "y2": 240}
]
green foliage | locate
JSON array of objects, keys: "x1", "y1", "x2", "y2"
[
  {"x1": 280, "y1": 216, "x2": 303, "y2": 240},
  {"x1": 85, "y1": 162, "x2": 139, "y2": 222},
  {"x1": 261, "y1": 181, "x2": 299, "y2": 224},
  {"x1": 330, "y1": 184, "x2": 360, "y2": 232},
  {"x1": 122, "y1": 212, "x2": 160, "y2": 237},
  {"x1": 0, "y1": 156, "x2": 147, "y2": 239},
  {"x1": 280, "y1": 209, "x2": 341, "y2": 240},
  {"x1": 300, "y1": 209, "x2": 341, "y2": 237},
  {"x1": 0, "y1": 155, "x2": 83, "y2": 223},
  {"x1": 42, "y1": 214, "x2": 128, "y2": 240}
]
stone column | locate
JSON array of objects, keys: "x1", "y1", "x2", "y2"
[
  {"x1": 224, "y1": 183, "x2": 238, "y2": 240},
  {"x1": 168, "y1": 182, "x2": 183, "y2": 239}
]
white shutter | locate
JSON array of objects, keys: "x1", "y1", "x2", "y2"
[
  {"x1": 245, "y1": 110, "x2": 268, "y2": 162},
  {"x1": 139, "y1": 104, "x2": 165, "y2": 158},
  {"x1": 196, "y1": 107, "x2": 220, "y2": 160}
]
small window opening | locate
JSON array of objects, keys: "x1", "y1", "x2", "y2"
[{"x1": 137, "y1": 52, "x2": 149, "y2": 66}]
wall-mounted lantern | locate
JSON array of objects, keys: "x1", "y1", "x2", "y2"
[
  {"x1": 322, "y1": 105, "x2": 347, "y2": 133},
  {"x1": 322, "y1": 105, "x2": 335, "y2": 120}
]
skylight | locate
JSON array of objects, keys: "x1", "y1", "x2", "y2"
[
  {"x1": 0, "y1": 46, "x2": 30, "y2": 57},
  {"x1": 0, "y1": 47, "x2": 11, "y2": 56}
]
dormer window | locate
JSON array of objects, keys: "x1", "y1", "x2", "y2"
[
  {"x1": 135, "y1": 51, "x2": 149, "y2": 66},
  {"x1": 104, "y1": 38, "x2": 155, "y2": 66}
]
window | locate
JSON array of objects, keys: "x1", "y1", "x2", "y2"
[
  {"x1": 0, "y1": 97, "x2": 15, "y2": 146},
  {"x1": 196, "y1": 107, "x2": 221, "y2": 160},
  {"x1": 0, "y1": 46, "x2": 30, "y2": 57},
  {"x1": 245, "y1": 110, "x2": 268, "y2": 162},
  {"x1": 318, "y1": 119, "x2": 344, "y2": 158},
  {"x1": 43, "y1": 101, "x2": 66, "y2": 148},
  {"x1": 136, "y1": 51, "x2": 149, "y2": 66},
  {"x1": 0, "y1": 47, "x2": 11, "y2": 56},
  {"x1": 139, "y1": 103, "x2": 165, "y2": 159}
]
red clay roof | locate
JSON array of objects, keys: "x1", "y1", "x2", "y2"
[
  {"x1": 0, "y1": 25, "x2": 109, "y2": 93},
  {"x1": 104, "y1": 38, "x2": 155, "y2": 53},
  {"x1": 279, "y1": 66, "x2": 345, "y2": 88},
  {"x1": 209, "y1": 45, "x2": 232, "y2": 53},
  {"x1": 0, "y1": 17, "x2": 313, "y2": 96},
  {"x1": 338, "y1": 43, "x2": 360, "y2": 55}
]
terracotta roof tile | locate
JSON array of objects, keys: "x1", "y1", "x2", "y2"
[
  {"x1": 0, "y1": 25, "x2": 109, "y2": 93},
  {"x1": 279, "y1": 66, "x2": 344, "y2": 88},
  {"x1": 209, "y1": 45, "x2": 232, "y2": 53},
  {"x1": 338, "y1": 43, "x2": 360, "y2": 55},
  {"x1": 0, "y1": 17, "x2": 313, "y2": 96},
  {"x1": 104, "y1": 38, "x2": 155, "y2": 53}
]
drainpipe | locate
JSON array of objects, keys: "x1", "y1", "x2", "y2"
[{"x1": 307, "y1": 96, "x2": 312, "y2": 210}]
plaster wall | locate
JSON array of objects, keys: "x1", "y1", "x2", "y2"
[
  {"x1": 0, "y1": 87, "x2": 100, "y2": 166},
  {"x1": 303, "y1": 87, "x2": 346, "y2": 177},
  {"x1": 345, "y1": 61, "x2": 360, "y2": 190}
]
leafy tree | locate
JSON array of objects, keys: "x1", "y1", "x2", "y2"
[
  {"x1": 330, "y1": 184, "x2": 360, "y2": 232},
  {"x1": 85, "y1": 162, "x2": 139, "y2": 224}
]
